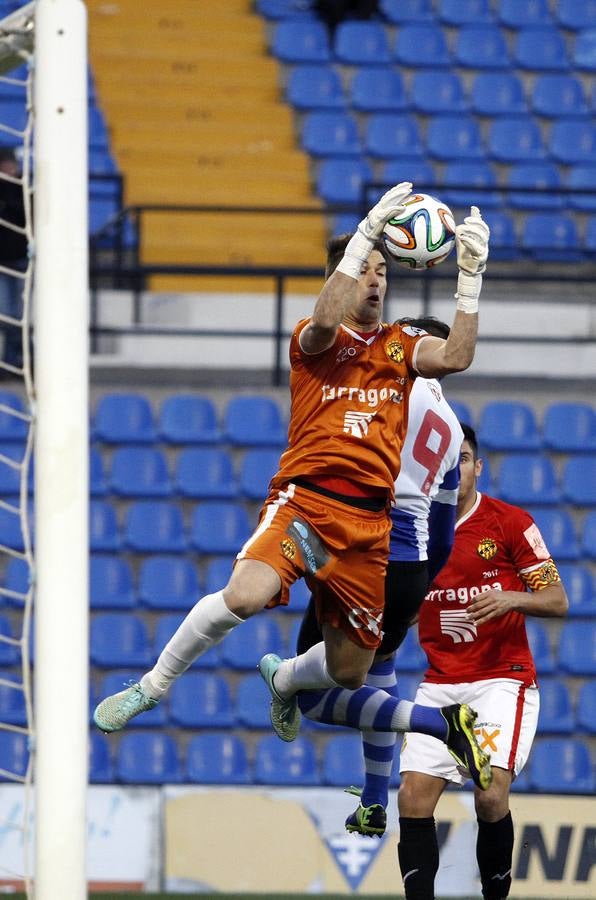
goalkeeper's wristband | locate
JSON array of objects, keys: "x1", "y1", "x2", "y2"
[
  {"x1": 455, "y1": 271, "x2": 482, "y2": 313},
  {"x1": 335, "y1": 229, "x2": 375, "y2": 280}
]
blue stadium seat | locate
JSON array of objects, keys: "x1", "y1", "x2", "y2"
[
  {"x1": 438, "y1": 0, "x2": 493, "y2": 26},
  {"x1": 478, "y1": 401, "x2": 541, "y2": 451},
  {"x1": 154, "y1": 613, "x2": 221, "y2": 670},
  {"x1": 476, "y1": 455, "x2": 493, "y2": 493},
  {"x1": 301, "y1": 111, "x2": 361, "y2": 157},
  {"x1": 410, "y1": 71, "x2": 466, "y2": 114},
  {"x1": 0, "y1": 681, "x2": 26, "y2": 726},
  {"x1": 2, "y1": 557, "x2": 30, "y2": 607},
  {"x1": 89, "y1": 554, "x2": 135, "y2": 609},
  {"x1": 271, "y1": 21, "x2": 330, "y2": 63},
  {"x1": 98, "y1": 671, "x2": 167, "y2": 726},
  {"x1": 170, "y1": 672, "x2": 234, "y2": 728},
  {"x1": 116, "y1": 732, "x2": 182, "y2": 784},
  {"x1": 510, "y1": 766, "x2": 531, "y2": 793},
  {"x1": 333, "y1": 21, "x2": 391, "y2": 65},
  {"x1": 542, "y1": 402, "x2": 596, "y2": 452},
  {"x1": 394, "y1": 24, "x2": 451, "y2": 68},
  {"x1": 470, "y1": 72, "x2": 527, "y2": 116},
  {"x1": 496, "y1": 454, "x2": 560, "y2": 506},
  {"x1": 256, "y1": 0, "x2": 314, "y2": 19},
  {"x1": 0, "y1": 442, "x2": 24, "y2": 496},
  {"x1": 497, "y1": 0, "x2": 552, "y2": 28},
  {"x1": 90, "y1": 613, "x2": 152, "y2": 667},
  {"x1": 454, "y1": 25, "x2": 510, "y2": 69},
  {"x1": 158, "y1": 394, "x2": 221, "y2": 444},
  {"x1": 425, "y1": 115, "x2": 484, "y2": 161},
  {"x1": 89, "y1": 733, "x2": 114, "y2": 784},
  {"x1": 174, "y1": 447, "x2": 238, "y2": 499},
  {"x1": 514, "y1": 27, "x2": 569, "y2": 70},
  {"x1": 365, "y1": 114, "x2": 424, "y2": 159},
  {"x1": 567, "y1": 165, "x2": 596, "y2": 211},
  {"x1": 487, "y1": 118, "x2": 546, "y2": 163},
  {"x1": 394, "y1": 628, "x2": 426, "y2": 673},
  {"x1": 332, "y1": 213, "x2": 360, "y2": 235},
  {"x1": 254, "y1": 735, "x2": 318, "y2": 785},
  {"x1": 529, "y1": 738, "x2": 594, "y2": 793},
  {"x1": 574, "y1": 29, "x2": 596, "y2": 71},
  {"x1": 562, "y1": 455, "x2": 596, "y2": 506},
  {"x1": 89, "y1": 499, "x2": 121, "y2": 551},
  {"x1": 582, "y1": 511, "x2": 596, "y2": 560},
  {"x1": 286, "y1": 64, "x2": 345, "y2": 111},
  {"x1": 204, "y1": 556, "x2": 236, "y2": 595},
  {"x1": 289, "y1": 578, "x2": 312, "y2": 614},
  {"x1": 236, "y1": 672, "x2": 273, "y2": 728},
  {"x1": 522, "y1": 213, "x2": 582, "y2": 262},
  {"x1": 442, "y1": 162, "x2": 500, "y2": 210},
  {"x1": 190, "y1": 501, "x2": 252, "y2": 555},
  {"x1": 536, "y1": 678, "x2": 573, "y2": 734},
  {"x1": 507, "y1": 163, "x2": 563, "y2": 210},
  {"x1": 93, "y1": 393, "x2": 156, "y2": 444},
  {"x1": 379, "y1": 0, "x2": 433, "y2": 24},
  {"x1": 525, "y1": 620, "x2": 555, "y2": 674},
  {"x1": 448, "y1": 399, "x2": 474, "y2": 427},
  {"x1": 0, "y1": 391, "x2": 28, "y2": 441},
  {"x1": 586, "y1": 216, "x2": 596, "y2": 254},
  {"x1": 322, "y1": 733, "x2": 367, "y2": 786},
  {"x1": 576, "y1": 682, "x2": 596, "y2": 733},
  {"x1": 286, "y1": 617, "x2": 303, "y2": 657},
  {"x1": 224, "y1": 396, "x2": 287, "y2": 447},
  {"x1": 531, "y1": 74, "x2": 588, "y2": 117},
  {"x1": 557, "y1": 563, "x2": 596, "y2": 617},
  {"x1": 89, "y1": 446, "x2": 107, "y2": 496},
  {"x1": 109, "y1": 446, "x2": 171, "y2": 497},
  {"x1": 316, "y1": 157, "x2": 373, "y2": 205},
  {"x1": 219, "y1": 615, "x2": 285, "y2": 670},
  {"x1": 549, "y1": 119, "x2": 596, "y2": 164},
  {"x1": 124, "y1": 501, "x2": 187, "y2": 552},
  {"x1": 557, "y1": 0, "x2": 596, "y2": 30},
  {"x1": 186, "y1": 733, "x2": 250, "y2": 784},
  {"x1": 527, "y1": 507, "x2": 580, "y2": 561},
  {"x1": 239, "y1": 448, "x2": 280, "y2": 500},
  {"x1": 477, "y1": 211, "x2": 518, "y2": 260},
  {"x1": 381, "y1": 159, "x2": 436, "y2": 192},
  {"x1": 559, "y1": 621, "x2": 596, "y2": 674},
  {"x1": 350, "y1": 67, "x2": 407, "y2": 112},
  {"x1": 0, "y1": 615, "x2": 18, "y2": 665},
  {"x1": 0, "y1": 731, "x2": 28, "y2": 780},
  {"x1": 138, "y1": 556, "x2": 201, "y2": 610}
]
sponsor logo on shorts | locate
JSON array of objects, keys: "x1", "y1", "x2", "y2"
[
  {"x1": 477, "y1": 537, "x2": 497, "y2": 560},
  {"x1": 439, "y1": 609, "x2": 478, "y2": 643},
  {"x1": 348, "y1": 607, "x2": 383, "y2": 636},
  {"x1": 386, "y1": 340, "x2": 404, "y2": 363},
  {"x1": 280, "y1": 537, "x2": 296, "y2": 560},
  {"x1": 286, "y1": 518, "x2": 330, "y2": 575}
]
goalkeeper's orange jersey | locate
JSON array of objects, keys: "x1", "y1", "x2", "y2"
[{"x1": 270, "y1": 318, "x2": 426, "y2": 495}]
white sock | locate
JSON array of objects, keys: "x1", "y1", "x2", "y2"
[
  {"x1": 140, "y1": 591, "x2": 243, "y2": 698},
  {"x1": 390, "y1": 699, "x2": 414, "y2": 732},
  {"x1": 273, "y1": 641, "x2": 339, "y2": 698}
]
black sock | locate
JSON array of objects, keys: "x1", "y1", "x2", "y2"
[
  {"x1": 477, "y1": 812, "x2": 514, "y2": 899},
  {"x1": 398, "y1": 816, "x2": 438, "y2": 900}
]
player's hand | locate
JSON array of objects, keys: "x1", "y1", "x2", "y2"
[
  {"x1": 466, "y1": 589, "x2": 514, "y2": 626},
  {"x1": 358, "y1": 181, "x2": 413, "y2": 241},
  {"x1": 455, "y1": 206, "x2": 490, "y2": 276}
]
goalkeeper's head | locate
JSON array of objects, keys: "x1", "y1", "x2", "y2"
[{"x1": 325, "y1": 232, "x2": 388, "y2": 280}]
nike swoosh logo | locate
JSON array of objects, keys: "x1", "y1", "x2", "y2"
[{"x1": 403, "y1": 869, "x2": 419, "y2": 882}]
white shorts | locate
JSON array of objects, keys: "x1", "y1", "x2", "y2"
[{"x1": 399, "y1": 678, "x2": 540, "y2": 786}]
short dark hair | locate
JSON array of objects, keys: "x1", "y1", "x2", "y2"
[
  {"x1": 396, "y1": 315, "x2": 450, "y2": 340},
  {"x1": 460, "y1": 422, "x2": 479, "y2": 459},
  {"x1": 325, "y1": 232, "x2": 389, "y2": 280}
]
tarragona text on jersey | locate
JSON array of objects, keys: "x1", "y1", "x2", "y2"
[
  {"x1": 269, "y1": 319, "x2": 428, "y2": 494},
  {"x1": 419, "y1": 492, "x2": 562, "y2": 687}
]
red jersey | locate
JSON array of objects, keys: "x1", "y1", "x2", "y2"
[
  {"x1": 419, "y1": 492, "x2": 557, "y2": 687},
  {"x1": 270, "y1": 319, "x2": 425, "y2": 495}
]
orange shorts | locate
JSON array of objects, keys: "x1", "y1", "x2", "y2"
[{"x1": 237, "y1": 481, "x2": 390, "y2": 650}]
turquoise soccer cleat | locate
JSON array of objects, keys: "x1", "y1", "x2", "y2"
[
  {"x1": 258, "y1": 652, "x2": 301, "y2": 742},
  {"x1": 93, "y1": 681, "x2": 158, "y2": 733}
]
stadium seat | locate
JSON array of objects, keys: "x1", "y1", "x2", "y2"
[
  {"x1": 138, "y1": 556, "x2": 201, "y2": 610},
  {"x1": 562, "y1": 455, "x2": 596, "y2": 506},
  {"x1": 470, "y1": 72, "x2": 527, "y2": 116},
  {"x1": 542, "y1": 402, "x2": 596, "y2": 452},
  {"x1": 93, "y1": 393, "x2": 156, "y2": 443},
  {"x1": 223, "y1": 396, "x2": 287, "y2": 447},
  {"x1": 286, "y1": 617, "x2": 303, "y2": 658},
  {"x1": 476, "y1": 454, "x2": 493, "y2": 494},
  {"x1": 89, "y1": 446, "x2": 107, "y2": 496},
  {"x1": 585, "y1": 217, "x2": 596, "y2": 254},
  {"x1": 271, "y1": 20, "x2": 330, "y2": 63},
  {"x1": 558, "y1": 563, "x2": 596, "y2": 617},
  {"x1": 254, "y1": 735, "x2": 318, "y2": 785},
  {"x1": 170, "y1": 672, "x2": 235, "y2": 728},
  {"x1": 98, "y1": 671, "x2": 167, "y2": 726},
  {"x1": 410, "y1": 71, "x2": 466, "y2": 115},
  {"x1": 381, "y1": 159, "x2": 436, "y2": 192},
  {"x1": 301, "y1": 111, "x2": 361, "y2": 157},
  {"x1": 124, "y1": 501, "x2": 187, "y2": 552},
  {"x1": 333, "y1": 21, "x2": 391, "y2": 65},
  {"x1": 379, "y1": 0, "x2": 433, "y2": 24},
  {"x1": 531, "y1": 74, "x2": 588, "y2": 118},
  {"x1": 256, "y1": 0, "x2": 315, "y2": 19},
  {"x1": 289, "y1": 578, "x2": 312, "y2": 614},
  {"x1": 90, "y1": 613, "x2": 152, "y2": 668},
  {"x1": 481, "y1": 211, "x2": 517, "y2": 261},
  {"x1": 190, "y1": 501, "x2": 252, "y2": 555},
  {"x1": 204, "y1": 556, "x2": 236, "y2": 595},
  {"x1": 239, "y1": 448, "x2": 282, "y2": 500},
  {"x1": 316, "y1": 157, "x2": 373, "y2": 206},
  {"x1": 438, "y1": 0, "x2": 493, "y2": 26},
  {"x1": 497, "y1": 0, "x2": 552, "y2": 28},
  {"x1": 286, "y1": 65, "x2": 345, "y2": 111},
  {"x1": 574, "y1": 29, "x2": 596, "y2": 71},
  {"x1": 576, "y1": 682, "x2": 596, "y2": 733},
  {"x1": 496, "y1": 454, "x2": 560, "y2": 506},
  {"x1": 525, "y1": 620, "x2": 555, "y2": 675},
  {"x1": 365, "y1": 114, "x2": 424, "y2": 159},
  {"x1": 529, "y1": 738, "x2": 595, "y2": 793},
  {"x1": 116, "y1": 732, "x2": 182, "y2": 784},
  {"x1": 158, "y1": 394, "x2": 222, "y2": 444},
  {"x1": 507, "y1": 163, "x2": 563, "y2": 211},
  {"x1": 186, "y1": 733, "x2": 250, "y2": 784},
  {"x1": 394, "y1": 628, "x2": 427, "y2": 673},
  {"x1": 522, "y1": 213, "x2": 582, "y2": 262},
  {"x1": 109, "y1": 446, "x2": 171, "y2": 497},
  {"x1": 0, "y1": 731, "x2": 28, "y2": 780},
  {"x1": 2, "y1": 557, "x2": 30, "y2": 607},
  {"x1": 89, "y1": 554, "x2": 135, "y2": 609},
  {"x1": 557, "y1": 0, "x2": 596, "y2": 30},
  {"x1": 448, "y1": 399, "x2": 474, "y2": 427},
  {"x1": 527, "y1": 507, "x2": 580, "y2": 561},
  {"x1": 487, "y1": 118, "x2": 546, "y2": 163},
  {"x1": 322, "y1": 734, "x2": 367, "y2": 786},
  {"x1": 454, "y1": 25, "x2": 510, "y2": 69},
  {"x1": 567, "y1": 165, "x2": 596, "y2": 211},
  {"x1": 477, "y1": 401, "x2": 541, "y2": 451},
  {"x1": 350, "y1": 67, "x2": 407, "y2": 113},
  {"x1": 219, "y1": 615, "x2": 285, "y2": 670},
  {"x1": 154, "y1": 613, "x2": 221, "y2": 670},
  {"x1": 558, "y1": 621, "x2": 596, "y2": 675},
  {"x1": 549, "y1": 119, "x2": 596, "y2": 165},
  {"x1": 0, "y1": 442, "x2": 24, "y2": 495},
  {"x1": 536, "y1": 678, "x2": 573, "y2": 734},
  {"x1": 510, "y1": 765, "x2": 530, "y2": 793},
  {"x1": 236, "y1": 672, "x2": 273, "y2": 728},
  {"x1": 426, "y1": 115, "x2": 484, "y2": 162},
  {"x1": 581, "y1": 511, "x2": 596, "y2": 560},
  {"x1": 89, "y1": 499, "x2": 121, "y2": 551},
  {"x1": 513, "y1": 26, "x2": 569, "y2": 70},
  {"x1": 0, "y1": 680, "x2": 27, "y2": 726},
  {"x1": 442, "y1": 161, "x2": 500, "y2": 210},
  {"x1": 332, "y1": 213, "x2": 360, "y2": 235},
  {"x1": 0, "y1": 391, "x2": 28, "y2": 441},
  {"x1": 174, "y1": 447, "x2": 238, "y2": 499},
  {"x1": 0, "y1": 614, "x2": 18, "y2": 665},
  {"x1": 89, "y1": 733, "x2": 114, "y2": 784},
  {"x1": 394, "y1": 24, "x2": 451, "y2": 68}
]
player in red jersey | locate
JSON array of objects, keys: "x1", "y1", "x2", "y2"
[{"x1": 397, "y1": 423, "x2": 568, "y2": 900}]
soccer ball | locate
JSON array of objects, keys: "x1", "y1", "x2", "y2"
[{"x1": 382, "y1": 193, "x2": 456, "y2": 270}]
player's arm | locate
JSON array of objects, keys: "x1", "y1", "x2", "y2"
[
  {"x1": 426, "y1": 466, "x2": 459, "y2": 581},
  {"x1": 466, "y1": 561, "x2": 568, "y2": 627}
]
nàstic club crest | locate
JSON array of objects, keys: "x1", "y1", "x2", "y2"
[
  {"x1": 386, "y1": 340, "x2": 404, "y2": 363},
  {"x1": 477, "y1": 537, "x2": 497, "y2": 560}
]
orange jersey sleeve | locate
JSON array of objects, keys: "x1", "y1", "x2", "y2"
[{"x1": 270, "y1": 318, "x2": 426, "y2": 493}]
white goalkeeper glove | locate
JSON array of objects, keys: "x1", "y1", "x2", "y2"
[
  {"x1": 336, "y1": 181, "x2": 413, "y2": 280},
  {"x1": 454, "y1": 205, "x2": 490, "y2": 313}
]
